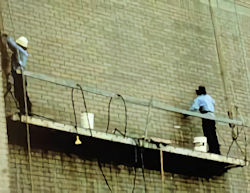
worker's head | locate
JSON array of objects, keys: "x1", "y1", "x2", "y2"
[
  {"x1": 16, "y1": 36, "x2": 28, "y2": 50},
  {"x1": 196, "y1": 86, "x2": 206, "y2": 95}
]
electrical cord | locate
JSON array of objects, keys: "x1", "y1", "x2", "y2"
[
  {"x1": 71, "y1": 87, "x2": 78, "y2": 132},
  {"x1": 243, "y1": 127, "x2": 248, "y2": 163},
  {"x1": 112, "y1": 128, "x2": 125, "y2": 137},
  {"x1": 98, "y1": 159, "x2": 112, "y2": 192},
  {"x1": 76, "y1": 84, "x2": 92, "y2": 137},
  {"x1": 132, "y1": 139, "x2": 139, "y2": 193},
  {"x1": 106, "y1": 94, "x2": 128, "y2": 137},
  {"x1": 71, "y1": 84, "x2": 93, "y2": 137},
  {"x1": 117, "y1": 94, "x2": 128, "y2": 137},
  {"x1": 106, "y1": 97, "x2": 113, "y2": 134}
]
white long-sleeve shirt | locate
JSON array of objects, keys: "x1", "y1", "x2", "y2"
[{"x1": 189, "y1": 94, "x2": 215, "y2": 113}]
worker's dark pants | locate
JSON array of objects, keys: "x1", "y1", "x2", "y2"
[
  {"x1": 202, "y1": 119, "x2": 220, "y2": 154},
  {"x1": 12, "y1": 70, "x2": 32, "y2": 115}
]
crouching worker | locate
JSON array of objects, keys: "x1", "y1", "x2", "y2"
[
  {"x1": 189, "y1": 86, "x2": 220, "y2": 154},
  {"x1": 6, "y1": 35, "x2": 32, "y2": 115}
]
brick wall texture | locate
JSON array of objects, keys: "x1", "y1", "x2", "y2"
[
  {"x1": 1, "y1": 0, "x2": 250, "y2": 192},
  {"x1": 0, "y1": 1, "x2": 11, "y2": 191},
  {"x1": 0, "y1": 67, "x2": 10, "y2": 192}
]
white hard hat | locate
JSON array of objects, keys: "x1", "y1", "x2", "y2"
[{"x1": 16, "y1": 36, "x2": 28, "y2": 48}]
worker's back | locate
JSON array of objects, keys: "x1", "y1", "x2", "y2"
[{"x1": 196, "y1": 94, "x2": 215, "y2": 113}]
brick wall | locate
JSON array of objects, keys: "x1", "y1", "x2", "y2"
[
  {"x1": 0, "y1": 1, "x2": 11, "y2": 192},
  {"x1": 1, "y1": 0, "x2": 250, "y2": 192},
  {"x1": 0, "y1": 48, "x2": 10, "y2": 193}
]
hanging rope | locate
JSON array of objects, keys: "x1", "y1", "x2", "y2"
[
  {"x1": 232, "y1": 1, "x2": 249, "y2": 162},
  {"x1": 208, "y1": 0, "x2": 249, "y2": 161},
  {"x1": 21, "y1": 71, "x2": 34, "y2": 193},
  {"x1": 4, "y1": 1, "x2": 34, "y2": 190}
]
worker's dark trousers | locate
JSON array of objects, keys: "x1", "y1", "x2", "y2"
[
  {"x1": 202, "y1": 119, "x2": 220, "y2": 154},
  {"x1": 12, "y1": 70, "x2": 32, "y2": 115}
]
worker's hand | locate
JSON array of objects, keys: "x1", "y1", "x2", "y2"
[{"x1": 2, "y1": 33, "x2": 8, "y2": 37}]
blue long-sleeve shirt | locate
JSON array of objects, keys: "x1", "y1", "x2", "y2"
[
  {"x1": 189, "y1": 94, "x2": 215, "y2": 113},
  {"x1": 7, "y1": 37, "x2": 29, "y2": 70}
]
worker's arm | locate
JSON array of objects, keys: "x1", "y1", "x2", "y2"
[
  {"x1": 7, "y1": 37, "x2": 28, "y2": 56},
  {"x1": 183, "y1": 98, "x2": 200, "y2": 118},
  {"x1": 7, "y1": 37, "x2": 29, "y2": 69},
  {"x1": 7, "y1": 37, "x2": 18, "y2": 53},
  {"x1": 189, "y1": 98, "x2": 200, "y2": 111}
]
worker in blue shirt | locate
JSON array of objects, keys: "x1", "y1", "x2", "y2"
[
  {"x1": 190, "y1": 86, "x2": 220, "y2": 154},
  {"x1": 6, "y1": 35, "x2": 32, "y2": 115}
]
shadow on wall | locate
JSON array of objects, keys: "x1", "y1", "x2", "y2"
[{"x1": 7, "y1": 118, "x2": 229, "y2": 178}]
